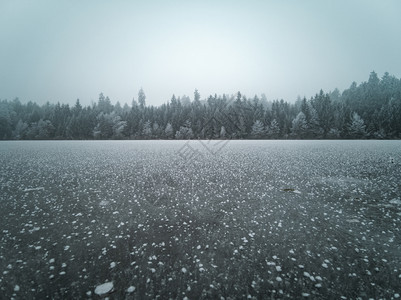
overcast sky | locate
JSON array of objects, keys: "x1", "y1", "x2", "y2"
[{"x1": 1, "y1": 0, "x2": 400, "y2": 106}]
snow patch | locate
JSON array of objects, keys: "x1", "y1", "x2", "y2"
[
  {"x1": 99, "y1": 200, "x2": 110, "y2": 206},
  {"x1": 23, "y1": 187, "x2": 44, "y2": 192},
  {"x1": 94, "y1": 282, "x2": 114, "y2": 295}
]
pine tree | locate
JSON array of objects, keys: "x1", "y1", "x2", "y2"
[
  {"x1": 0, "y1": 101, "x2": 12, "y2": 139},
  {"x1": 291, "y1": 112, "x2": 308, "y2": 138},
  {"x1": 111, "y1": 113, "x2": 127, "y2": 139},
  {"x1": 175, "y1": 120, "x2": 194, "y2": 139},
  {"x1": 348, "y1": 112, "x2": 367, "y2": 138},
  {"x1": 36, "y1": 119, "x2": 55, "y2": 139},
  {"x1": 142, "y1": 120, "x2": 152, "y2": 138},
  {"x1": 251, "y1": 120, "x2": 265, "y2": 138},
  {"x1": 152, "y1": 122, "x2": 161, "y2": 138},
  {"x1": 307, "y1": 104, "x2": 323, "y2": 138},
  {"x1": 220, "y1": 126, "x2": 226, "y2": 138},
  {"x1": 267, "y1": 119, "x2": 280, "y2": 138},
  {"x1": 165, "y1": 123, "x2": 173, "y2": 139},
  {"x1": 311, "y1": 90, "x2": 333, "y2": 137},
  {"x1": 138, "y1": 88, "x2": 146, "y2": 108},
  {"x1": 12, "y1": 119, "x2": 28, "y2": 139},
  {"x1": 72, "y1": 99, "x2": 82, "y2": 115},
  {"x1": 97, "y1": 93, "x2": 113, "y2": 113},
  {"x1": 194, "y1": 89, "x2": 201, "y2": 102}
]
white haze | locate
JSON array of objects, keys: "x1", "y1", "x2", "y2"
[{"x1": 0, "y1": 0, "x2": 400, "y2": 105}]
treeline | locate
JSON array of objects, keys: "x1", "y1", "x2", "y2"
[{"x1": 1, "y1": 71, "x2": 401, "y2": 140}]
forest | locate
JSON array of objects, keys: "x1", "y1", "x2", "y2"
[{"x1": 0, "y1": 71, "x2": 400, "y2": 140}]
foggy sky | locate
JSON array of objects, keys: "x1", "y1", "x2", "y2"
[{"x1": 1, "y1": 0, "x2": 400, "y2": 106}]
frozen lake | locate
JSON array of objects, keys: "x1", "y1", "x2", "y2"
[{"x1": 0, "y1": 140, "x2": 401, "y2": 299}]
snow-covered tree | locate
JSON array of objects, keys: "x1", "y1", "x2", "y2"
[
  {"x1": 142, "y1": 120, "x2": 152, "y2": 138},
  {"x1": 175, "y1": 126, "x2": 194, "y2": 139},
  {"x1": 37, "y1": 119, "x2": 55, "y2": 139},
  {"x1": 237, "y1": 115, "x2": 247, "y2": 138},
  {"x1": 111, "y1": 114, "x2": 127, "y2": 138},
  {"x1": 165, "y1": 123, "x2": 174, "y2": 139},
  {"x1": 152, "y1": 122, "x2": 161, "y2": 138},
  {"x1": 175, "y1": 120, "x2": 193, "y2": 139},
  {"x1": 93, "y1": 112, "x2": 126, "y2": 139},
  {"x1": 138, "y1": 88, "x2": 146, "y2": 108},
  {"x1": 307, "y1": 104, "x2": 323, "y2": 138},
  {"x1": 311, "y1": 90, "x2": 333, "y2": 137},
  {"x1": 114, "y1": 101, "x2": 122, "y2": 114},
  {"x1": 93, "y1": 113, "x2": 111, "y2": 139},
  {"x1": 348, "y1": 112, "x2": 367, "y2": 138},
  {"x1": 291, "y1": 112, "x2": 308, "y2": 138},
  {"x1": 251, "y1": 120, "x2": 265, "y2": 138},
  {"x1": 97, "y1": 93, "x2": 113, "y2": 113},
  {"x1": 267, "y1": 119, "x2": 280, "y2": 138},
  {"x1": 327, "y1": 128, "x2": 341, "y2": 139},
  {"x1": 0, "y1": 101, "x2": 12, "y2": 139},
  {"x1": 26, "y1": 119, "x2": 55, "y2": 139},
  {"x1": 220, "y1": 126, "x2": 226, "y2": 138},
  {"x1": 12, "y1": 119, "x2": 28, "y2": 139},
  {"x1": 194, "y1": 89, "x2": 201, "y2": 102},
  {"x1": 373, "y1": 128, "x2": 386, "y2": 139},
  {"x1": 93, "y1": 111, "x2": 127, "y2": 139}
]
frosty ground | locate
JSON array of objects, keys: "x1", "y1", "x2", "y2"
[{"x1": 0, "y1": 140, "x2": 400, "y2": 299}]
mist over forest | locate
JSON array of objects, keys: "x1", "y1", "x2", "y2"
[{"x1": 1, "y1": 71, "x2": 401, "y2": 140}]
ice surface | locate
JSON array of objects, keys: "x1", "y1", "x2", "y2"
[{"x1": 0, "y1": 140, "x2": 400, "y2": 299}]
